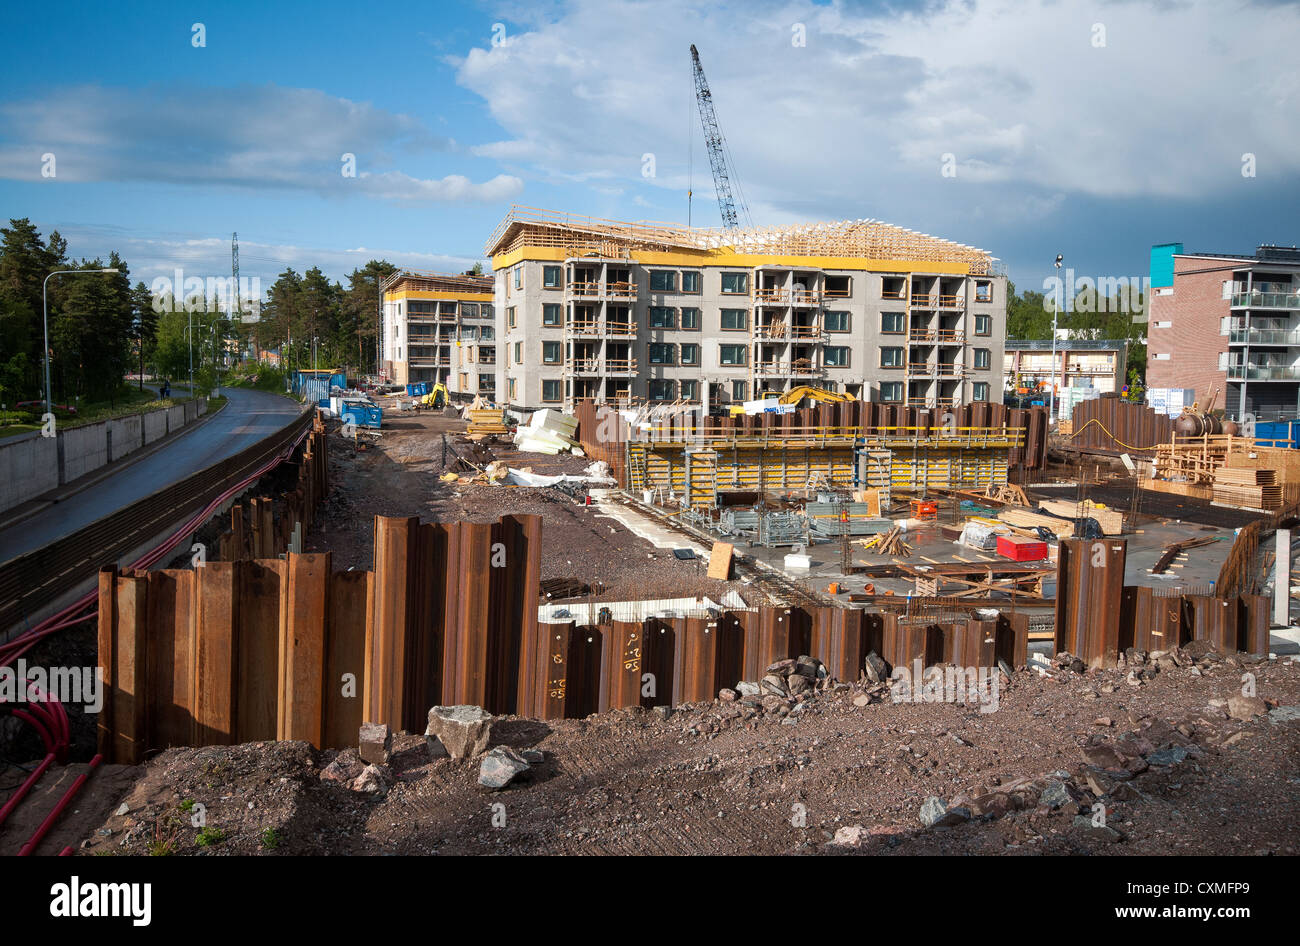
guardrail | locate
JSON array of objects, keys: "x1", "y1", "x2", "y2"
[{"x1": 0, "y1": 408, "x2": 314, "y2": 633}]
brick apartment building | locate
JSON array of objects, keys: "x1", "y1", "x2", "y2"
[
  {"x1": 484, "y1": 207, "x2": 1007, "y2": 412},
  {"x1": 380, "y1": 270, "x2": 496, "y2": 395},
  {"x1": 1148, "y1": 242, "x2": 1300, "y2": 420}
]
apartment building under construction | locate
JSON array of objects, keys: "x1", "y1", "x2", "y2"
[
  {"x1": 380, "y1": 270, "x2": 496, "y2": 394},
  {"x1": 485, "y1": 207, "x2": 1007, "y2": 411}
]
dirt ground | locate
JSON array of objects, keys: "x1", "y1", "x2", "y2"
[
  {"x1": 75, "y1": 647, "x2": 1300, "y2": 856},
  {"x1": 307, "y1": 409, "x2": 745, "y2": 602}
]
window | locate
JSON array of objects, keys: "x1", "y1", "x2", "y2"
[
  {"x1": 974, "y1": 348, "x2": 991, "y2": 370},
  {"x1": 512, "y1": 267, "x2": 521, "y2": 290},
  {"x1": 461, "y1": 303, "x2": 479, "y2": 317},
  {"x1": 648, "y1": 379, "x2": 675, "y2": 401},
  {"x1": 720, "y1": 344, "x2": 747, "y2": 366},
  {"x1": 513, "y1": 341, "x2": 522, "y2": 363},
  {"x1": 880, "y1": 381, "x2": 903, "y2": 402},
  {"x1": 542, "y1": 341, "x2": 561, "y2": 364},
  {"x1": 648, "y1": 343, "x2": 676, "y2": 365},
  {"x1": 731, "y1": 380, "x2": 747, "y2": 401},
  {"x1": 480, "y1": 326, "x2": 494, "y2": 341},
  {"x1": 975, "y1": 314, "x2": 991, "y2": 336},
  {"x1": 508, "y1": 307, "x2": 517, "y2": 330},
  {"x1": 462, "y1": 326, "x2": 479, "y2": 341},
  {"x1": 680, "y1": 307, "x2": 700, "y2": 330},
  {"x1": 649, "y1": 306, "x2": 675, "y2": 329},
  {"x1": 720, "y1": 308, "x2": 748, "y2": 331},
  {"x1": 481, "y1": 304, "x2": 494, "y2": 318},
  {"x1": 508, "y1": 377, "x2": 516, "y2": 400},
  {"x1": 975, "y1": 281, "x2": 991, "y2": 303},
  {"x1": 824, "y1": 311, "x2": 850, "y2": 333},
  {"x1": 880, "y1": 346, "x2": 904, "y2": 368},
  {"x1": 881, "y1": 312, "x2": 905, "y2": 334},
  {"x1": 542, "y1": 379, "x2": 562, "y2": 402},
  {"x1": 680, "y1": 343, "x2": 700, "y2": 365},
  {"x1": 825, "y1": 346, "x2": 850, "y2": 367},
  {"x1": 681, "y1": 271, "x2": 701, "y2": 293},
  {"x1": 721, "y1": 272, "x2": 749, "y2": 294},
  {"x1": 542, "y1": 303, "x2": 562, "y2": 326},
  {"x1": 543, "y1": 265, "x2": 562, "y2": 288},
  {"x1": 680, "y1": 379, "x2": 698, "y2": 400},
  {"x1": 973, "y1": 382, "x2": 989, "y2": 402},
  {"x1": 649, "y1": 271, "x2": 676, "y2": 292}
]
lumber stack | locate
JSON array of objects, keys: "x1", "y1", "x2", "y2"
[
  {"x1": 1038, "y1": 499, "x2": 1124, "y2": 535},
  {"x1": 1212, "y1": 467, "x2": 1281, "y2": 510},
  {"x1": 998, "y1": 506, "x2": 1073, "y2": 539},
  {"x1": 467, "y1": 408, "x2": 511, "y2": 437},
  {"x1": 861, "y1": 526, "x2": 912, "y2": 558}
]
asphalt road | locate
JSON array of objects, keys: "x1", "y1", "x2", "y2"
[{"x1": 0, "y1": 387, "x2": 303, "y2": 563}]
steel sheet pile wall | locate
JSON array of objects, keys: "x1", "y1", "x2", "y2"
[
  {"x1": 1069, "y1": 394, "x2": 1173, "y2": 456},
  {"x1": 217, "y1": 422, "x2": 329, "y2": 560},
  {"x1": 1055, "y1": 539, "x2": 1270, "y2": 667},
  {"x1": 97, "y1": 554, "x2": 370, "y2": 764}
]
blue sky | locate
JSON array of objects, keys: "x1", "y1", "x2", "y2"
[{"x1": 1, "y1": 0, "x2": 1298, "y2": 300}]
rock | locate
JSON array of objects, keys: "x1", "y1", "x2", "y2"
[
  {"x1": 760, "y1": 674, "x2": 789, "y2": 697},
  {"x1": 115, "y1": 803, "x2": 130, "y2": 817},
  {"x1": 718, "y1": 688, "x2": 737, "y2": 702},
  {"x1": 787, "y1": 674, "x2": 812, "y2": 696},
  {"x1": 832, "y1": 825, "x2": 868, "y2": 848},
  {"x1": 653, "y1": 705, "x2": 674, "y2": 720},
  {"x1": 358, "y1": 721, "x2": 392, "y2": 766},
  {"x1": 760, "y1": 694, "x2": 785, "y2": 713},
  {"x1": 351, "y1": 764, "x2": 390, "y2": 795},
  {"x1": 970, "y1": 792, "x2": 1014, "y2": 819},
  {"x1": 479, "y1": 747, "x2": 530, "y2": 790},
  {"x1": 864, "y1": 652, "x2": 888, "y2": 684},
  {"x1": 1125, "y1": 671, "x2": 1144, "y2": 687},
  {"x1": 792, "y1": 658, "x2": 821, "y2": 680},
  {"x1": 1072, "y1": 815, "x2": 1123, "y2": 842},
  {"x1": 321, "y1": 754, "x2": 365, "y2": 784},
  {"x1": 1081, "y1": 744, "x2": 1126, "y2": 770},
  {"x1": 735, "y1": 681, "x2": 761, "y2": 698},
  {"x1": 425, "y1": 705, "x2": 494, "y2": 759},
  {"x1": 1228, "y1": 695, "x2": 1268, "y2": 720},
  {"x1": 1083, "y1": 768, "x2": 1117, "y2": 796},
  {"x1": 766, "y1": 658, "x2": 797, "y2": 675},
  {"x1": 1268, "y1": 705, "x2": 1300, "y2": 725},
  {"x1": 426, "y1": 736, "x2": 449, "y2": 759},
  {"x1": 1040, "y1": 781, "x2": 1077, "y2": 809},
  {"x1": 1182, "y1": 639, "x2": 1218, "y2": 659},
  {"x1": 1146, "y1": 746, "x2": 1190, "y2": 766},
  {"x1": 919, "y1": 796, "x2": 970, "y2": 828},
  {"x1": 997, "y1": 658, "x2": 1014, "y2": 678},
  {"x1": 852, "y1": 693, "x2": 873, "y2": 708},
  {"x1": 521, "y1": 748, "x2": 545, "y2": 764},
  {"x1": 1094, "y1": 717, "x2": 1114, "y2": 727}
]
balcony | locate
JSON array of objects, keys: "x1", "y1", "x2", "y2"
[
  {"x1": 566, "y1": 357, "x2": 601, "y2": 374},
  {"x1": 754, "y1": 288, "x2": 790, "y2": 306},
  {"x1": 1229, "y1": 328, "x2": 1300, "y2": 346},
  {"x1": 908, "y1": 330, "x2": 935, "y2": 343},
  {"x1": 605, "y1": 320, "x2": 637, "y2": 337},
  {"x1": 935, "y1": 329, "x2": 965, "y2": 344},
  {"x1": 910, "y1": 293, "x2": 935, "y2": 308},
  {"x1": 789, "y1": 359, "x2": 824, "y2": 376},
  {"x1": 566, "y1": 319, "x2": 602, "y2": 337},
  {"x1": 1231, "y1": 291, "x2": 1300, "y2": 310},
  {"x1": 937, "y1": 294, "x2": 964, "y2": 309},
  {"x1": 568, "y1": 281, "x2": 602, "y2": 298},
  {"x1": 789, "y1": 289, "x2": 821, "y2": 307},
  {"x1": 753, "y1": 361, "x2": 784, "y2": 376},
  {"x1": 606, "y1": 281, "x2": 638, "y2": 300},
  {"x1": 790, "y1": 324, "x2": 824, "y2": 339},
  {"x1": 1227, "y1": 363, "x2": 1300, "y2": 381},
  {"x1": 756, "y1": 321, "x2": 788, "y2": 339},
  {"x1": 605, "y1": 358, "x2": 638, "y2": 375}
]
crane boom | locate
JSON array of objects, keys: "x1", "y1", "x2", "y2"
[{"x1": 690, "y1": 44, "x2": 746, "y2": 230}]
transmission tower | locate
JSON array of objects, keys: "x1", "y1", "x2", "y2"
[
  {"x1": 231, "y1": 232, "x2": 240, "y2": 320},
  {"x1": 690, "y1": 44, "x2": 750, "y2": 230}
]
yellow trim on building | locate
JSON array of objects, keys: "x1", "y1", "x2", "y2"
[
  {"x1": 384, "y1": 289, "x2": 495, "y2": 302},
  {"x1": 490, "y1": 245, "x2": 972, "y2": 276}
]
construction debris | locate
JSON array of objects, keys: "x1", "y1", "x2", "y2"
[
  {"x1": 862, "y1": 525, "x2": 912, "y2": 558},
  {"x1": 514, "y1": 409, "x2": 580, "y2": 455}
]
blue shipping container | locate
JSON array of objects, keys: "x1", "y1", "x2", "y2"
[
  {"x1": 1254, "y1": 419, "x2": 1300, "y2": 449},
  {"x1": 340, "y1": 400, "x2": 382, "y2": 429}
]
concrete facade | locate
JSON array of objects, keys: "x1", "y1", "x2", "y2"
[
  {"x1": 493, "y1": 239, "x2": 1006, "y2": 412},
  {"x1": 1148, "y1": 245, "x2": 1300, "y2": 421},
  {"x1": 379, "y1": 270, "x2": 496, "y2": 397}
]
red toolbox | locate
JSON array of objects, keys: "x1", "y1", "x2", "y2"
[{"x1": 996, "y1": 535, "x2": 1048, "y2": 561}]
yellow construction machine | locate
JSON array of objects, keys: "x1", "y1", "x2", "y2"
[
  {"x1": 728, "y1": 385, "x2": 855, "y2": 416},
  {"x1": 415, "y1": 382, "x2": 450, "y2": 410}
]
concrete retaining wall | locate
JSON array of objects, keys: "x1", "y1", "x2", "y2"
[
  {"x1": 143, "y1": 410, "x2": 167, "y2": 444},
  {"x1": 0, "y1": 433, "x2": 59, "y2": 512},
  {"x1": 61, "y1": 422, "x2": 110, "y2": 483},
  {"x1": 109, "y1": 415, "x2": 143, "y2": 461},
  {"x1": 0, "y1": 397, "x2": 213, "y2": 515}
]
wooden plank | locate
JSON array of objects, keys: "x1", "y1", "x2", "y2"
[
  {"x1": 707, "y1": 542, "x2": 734, "y2": 580},
  {"x1": 1038, "y1": 499, "x2": 1123, "y2": 535}
]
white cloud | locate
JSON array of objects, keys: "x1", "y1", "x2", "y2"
[
  {"x1": 0, "y1": 83, "x2": 518, "y2": 204},
  {"x1": 452, "y1": 0, "x2": 1300, "y2": 227}
]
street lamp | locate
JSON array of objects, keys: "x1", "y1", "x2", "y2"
[
  {"x1": 42, "y1": 268, "x2": 120, "y2": 417},
  {"x1": 1050, "y1": 254, "x2": 1063, "y2": 424}
]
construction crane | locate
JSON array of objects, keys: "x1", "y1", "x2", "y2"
[{"x1": 690, "y1": 44, "x2": 749, "y2": 230}]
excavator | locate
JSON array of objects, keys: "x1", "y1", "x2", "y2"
[
  {"x1": 414, "y1": 381, "x2": 450, "y2": 411},
  {"x1": 728, "y1": 385, "x2": 856, "y2": 416}
]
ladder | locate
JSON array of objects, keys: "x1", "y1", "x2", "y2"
[
  {"x1": 687, "y1": 448, "x2": 719, "y2": 509},
  {"x1": 627, "y1": 442, "x2": 650, "y2": 491}
]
